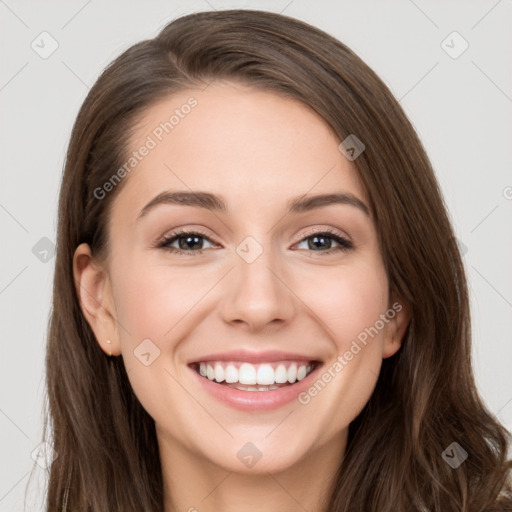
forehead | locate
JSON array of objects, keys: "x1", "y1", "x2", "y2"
[{"x1": 112, "y1": 81, "x2": 368, "y2": 221}]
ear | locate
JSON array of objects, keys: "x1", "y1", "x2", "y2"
[
  {"x1": 73, "y1": 243, "x2": 121, "y2": 356},
  {"x1": 382, "y1": 297, "x2": 411, "y2": 359}
]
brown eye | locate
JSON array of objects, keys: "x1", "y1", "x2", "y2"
[{"x1": 158, "y1": 230, "x2": 216, "y2": 255}]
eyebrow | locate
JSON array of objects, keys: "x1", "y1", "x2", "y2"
[{"x1": 137, "y1": 190, "x2": 370, "y2": 219}]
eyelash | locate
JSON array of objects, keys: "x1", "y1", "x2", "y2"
[{"x1": 156, "y1": 228, "x2": 353, "y2": 256}]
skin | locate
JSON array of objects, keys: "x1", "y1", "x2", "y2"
[{"x1": 74, "y1": 81, "x2": 410, "y2": 512}]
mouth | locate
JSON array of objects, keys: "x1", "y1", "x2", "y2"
[{"x1": 188, "y1": 359, "x2": 322, "y2": 392}]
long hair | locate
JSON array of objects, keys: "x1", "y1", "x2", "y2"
[{"x1": 34, "y1": 9, "x2": 512, "y2": 511}]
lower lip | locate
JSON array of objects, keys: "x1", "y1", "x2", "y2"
[{"x1": 189, "y1": 363, "x2": 322, "y2": 411}]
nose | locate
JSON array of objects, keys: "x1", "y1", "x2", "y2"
[{"x1": 219, "y1": 242, "x2": 297, "y2": 333}]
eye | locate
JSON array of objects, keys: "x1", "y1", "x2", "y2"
[
  {"x1": 156, "y1": 228, "x2": 353, "y2": 256},
  {"x1": 294, "y1": 229, "x2": 353, "y2": 255},
  {"x1": 157, "y1": 229, "x2": 217, "y2": 256}
]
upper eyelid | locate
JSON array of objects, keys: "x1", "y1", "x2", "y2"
[{"x1": 299, "y1": 226, "x2": 350, "y2": 241}]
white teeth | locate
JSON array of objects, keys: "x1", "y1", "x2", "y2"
[
  {"x1": 275, "y1": 364, "x2": 288, "y2": 383},
  {"x1": 214, "y1": 363, "x2": 225, "y2": 383},
  {"x1": 256, "y1": 364, "x2": 275, "y2": 385},
  {"x1": 238, "y1": 363, "x2": 257, "y2": 385},
  {"x1": 297, "y1": 365, "x2": 307, "y2": 381},
  {"x1": 225, "y1": 364, "x2": 238, "y2": 383},
  {"x1": 287, "y1": 363, "x2": 297, "y2": 383},
  {"x1": 197, "y1": 360, "x2": 315, "y2": 387},
  {"x1": 227, "y1": 383, "x2": 281, "y2": 392}
]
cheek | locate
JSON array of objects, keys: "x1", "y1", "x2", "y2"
[
  {"x1": 304, "y1": 263, "x2": 389, "y2": 348},
  {"x1": 296, "y1": 267, "x2": 389, "y2": 437},
  {"x1": 110, "y1": 260, "x2": 198, "y2": 421},
  {"x1": 111, "y1": 258, "x2": 205, "y2": 343}
]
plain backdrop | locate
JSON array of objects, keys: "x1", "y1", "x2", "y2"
[{"x1": 1, "y1": 1, "x2": 511, "y2": 510}]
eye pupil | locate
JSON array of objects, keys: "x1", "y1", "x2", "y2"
[
  {"x1": 309, "y1": 235, "x2": 331, "y2": 250},
  {"x1": 179, "y1": 235, "x2": 203, "y2": 251}
]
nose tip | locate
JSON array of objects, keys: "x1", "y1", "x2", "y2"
[{"x1": 219, "y1": 250, "x2": 296, "y2": 332}]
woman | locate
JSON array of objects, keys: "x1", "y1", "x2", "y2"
[{"x1": 39, "y1": 9, "x2": 512, "y2": 511}]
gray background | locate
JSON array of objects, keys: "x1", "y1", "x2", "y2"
[{"x1": 1, "y1": 0, "x2": 511, "y2": 510}]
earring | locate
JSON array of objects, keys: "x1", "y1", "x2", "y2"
[{"x1": 106, "y1": 339, "x2": 112, "y2": 357}]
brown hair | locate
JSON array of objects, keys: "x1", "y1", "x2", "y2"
[{"x1": 33, "y1": 9, "x2": 512, "y2": 511}]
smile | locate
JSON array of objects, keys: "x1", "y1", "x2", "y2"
[
  {"x1": 192, "y1": 360, "x2": 318, "y2": 391},
  {"x1": 187, "y1": 351, "x2": 323, "y2": 411}
]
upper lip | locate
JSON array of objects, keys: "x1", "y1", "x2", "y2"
[{"x1": 188, "y1": 349, "x2": 321, "y2": 365}]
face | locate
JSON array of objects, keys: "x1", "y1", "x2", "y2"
[{"x1": 75, "y1": 81, "x2": 409, "y2": 475}]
